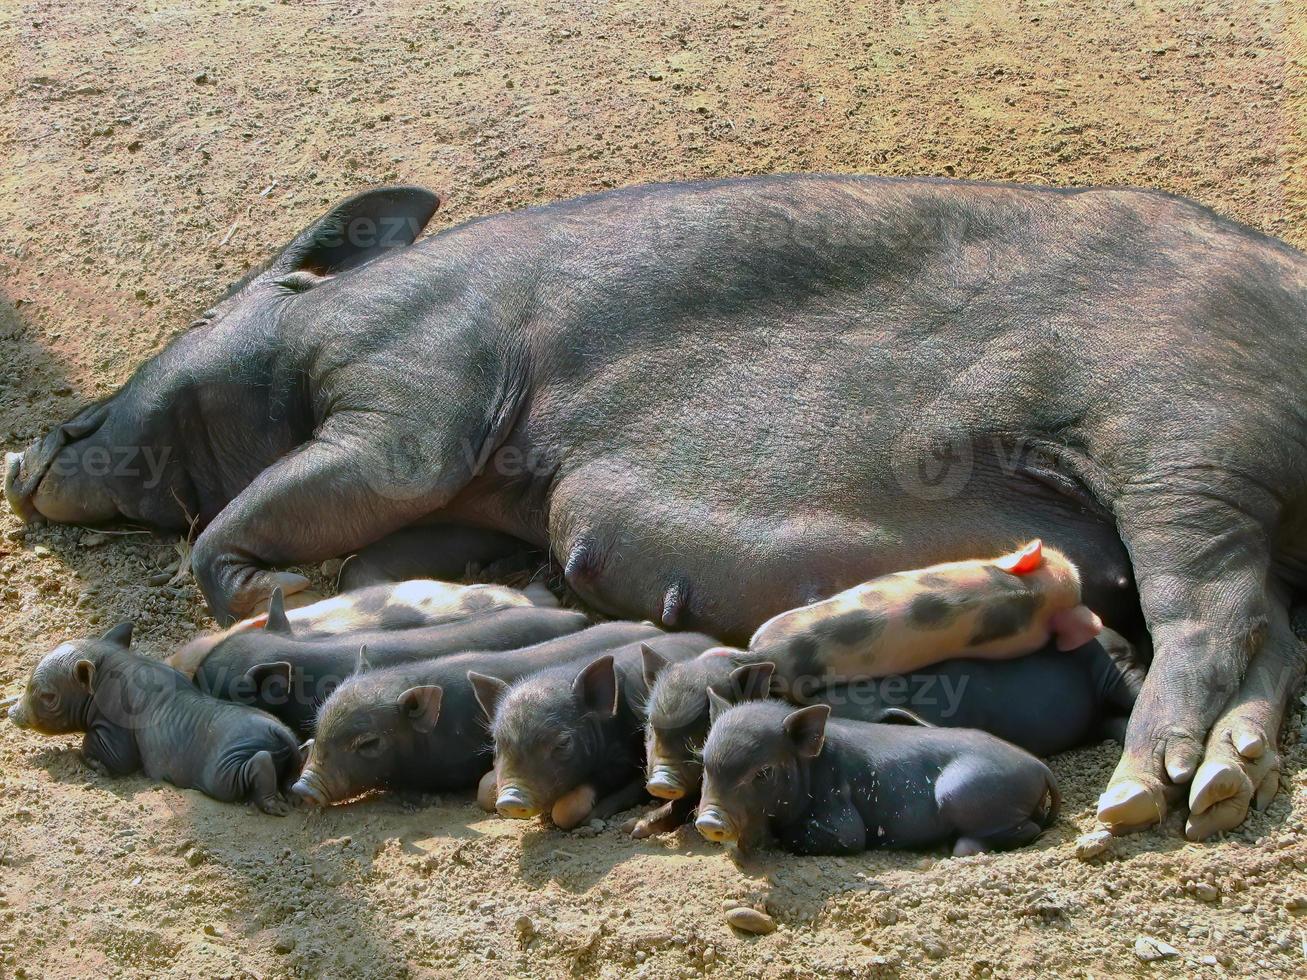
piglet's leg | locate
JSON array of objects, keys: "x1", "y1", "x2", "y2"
[
  {"x1": 952, "y1": 820, "x2": 1044, "y2": 856},
  {"x1": 476, "y1": 768, "x2": 499, "y2": 813},
  {"x1": 192, "y1": 411, "x2": 484, "y2": 624},
  {"x1": 244, "y1": 751, "x2": 291, "y2": 816},
  {"x1": 1048, "y1": 605, "x2": 1104, "y2": 651},
  {"x1": 551, "y1": 785, "x2": 598, "y2": 829},
  {"x1": 82, "y1": 724, "x2": 141, "y2": 777},
  {"x1": 589, "y1": 779, "x2": 651, "y2": 823},
  {"x1": 628, "y1": 797, "x2": 697, "y2": 839}
]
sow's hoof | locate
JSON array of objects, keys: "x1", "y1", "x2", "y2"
[{"x1": 1096, "y1": 779, "x2": 1170, "y2": 834}]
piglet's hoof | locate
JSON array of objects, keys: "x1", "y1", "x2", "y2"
[
  {"x1": 628, "y1": 800, "x2": 691, "y2": 839},
  {"x1": 244, "y1": 575, "x2": 316, "y2": 616},
  {"x1": 1096, "y1": 779, "x2": 1167, "y2": 833},
  {"x1": 551, "y1": 785, "x2": 597, "y2": 830}
]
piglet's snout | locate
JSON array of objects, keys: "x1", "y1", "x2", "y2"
[
  {"x1": 5, "y1": 698, "x2": 28, "y2": 728},
  {"x1": 695, "y1": 806, "x2": 738, "y2": 843},
  {"x1": 496, "y1": 786, "x2": 539, "y2": 819},
  {"x1": 647, "y1": 766, "x2": 687, "y2": 800},
  {"x1": 290, "y1": 769, "x2": 329, "y2": 807}
]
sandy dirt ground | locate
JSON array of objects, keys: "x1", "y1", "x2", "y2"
[{"x1": 2, "y1": 1, "x2": 1306, "y2": 977}]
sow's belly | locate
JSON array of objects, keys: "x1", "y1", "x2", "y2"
[{"x1": 537, "y1": 459, "x2": 1140, "y2": 645}]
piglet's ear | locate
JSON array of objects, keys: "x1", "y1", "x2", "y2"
[
  {"x1": 264, "y1": 588, "x2": 293, "y2": 636},
  {"x1": 73, "y1": 659, "x2": 97, "y2": 694},
  {"x1": 101, "y1": 622, "x2": 133, "y2": 648},
  {"x1": 729, "y1": 662, "x2": 774, "y2": 702},
  {"x1": 298, "y1": 738, "x2": 315, "y2": 763},
  {"x1": 706, "y1": 687, "x2": 732, "y2": 725},
  {"x1": 783, "y1": 704, "x2": 830, "y2": 759},
  {"x1": 874, "y1": 707, "x2": 935, "y2": 727},
  {"x1": 468, "y1": 672, "x2": 510, "y2": 722},
  {"x1": 573, "y1": 655, "x2": 618, "y2": 719},
  {"x1": 353, "y1": 644, "x2": 371, "y2": 676},
  {"x1": 245, "y1": 662, "x2": 292, "y2": 702},
  {"x1": 640, "y1": 644, "x2": 669, "y2": 691},
  {"x1": 397, "y1": 685, "x2": 443, "y2": 733}
]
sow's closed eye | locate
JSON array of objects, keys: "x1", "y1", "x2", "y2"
[{"x1": 352, "y1": 735, "x2": 384, "y2": 757}]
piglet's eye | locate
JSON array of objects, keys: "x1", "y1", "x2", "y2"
[
  {"x1": 353, "y1": 735, "x2": 383, "y2": 757},
  {"x1": 40, "y1": 691, "x2": 58, "y2": 707},
  {"x1": 752, "y1": 766, "x2": 773, "y2": 783}
]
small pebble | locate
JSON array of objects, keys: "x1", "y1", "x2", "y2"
[
  {"x1": 725, "y1": 907, "x2": 776, "y2": 935},
  {"x1": 81, "y1": 532, "x2": 110, "y2": 548},
  {"x1": 274, "y1": 937, "x2": 296, "y2": 954},
  {"x1": 147, "y1": 571, "x2": 171, "y2": 586},
  {"x1": 32, "y1": 545, "x2": 52, "y2": 557},
  {"x1": 1193, "y1": 883, "x2": 1219, "y2": 902},
  {"x1": 1134, "y1": 937, "x2": 1179, "y2": 962},
  {"x1": 1075, "y1": 829, "x2": 1114, "y2": 861}
]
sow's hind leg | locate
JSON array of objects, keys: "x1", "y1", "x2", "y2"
[{"x1": 1097, "y1": 479, "x2": 1298, "y2": 836}]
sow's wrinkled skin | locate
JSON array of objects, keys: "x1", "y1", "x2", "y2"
[
  {"x1": 748, "y1": 540, "x2": 1103, "y2": 695},
  {"x1": 292, "y1": 622, "x2": 659, "y2": 806},
  {"x1": 9, "y1": 176, "x2": 1307, "y2": 838},
  {"x1": 640, "y1": 639, "x2": 1140, "y2": 833},
  {"x1": 171, "y1": 578, "x2": 558, "y2": 675},
  {"x1": 7, "y1": 624, "x2": 301, "y2": 813},
  {"x1": 471, "y1": 632, "x2": 716, "y2": 830},
  {"x1": 182, "y1": 590, "x2": 588, "y2": 736},
  {"x1": 695, "y1": 699, "x2": 1059, "y2": 856}
]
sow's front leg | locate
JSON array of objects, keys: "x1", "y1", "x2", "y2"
[
  {"x1": 192, "y1": 410, "x2": 488, "y2": 625},
  {"x1": 1097, "y1": 482, "x2": 1291, "y2": 835},
  {"x1": 1183, "y1": 601, "x2": 1304, "y2": 840}
]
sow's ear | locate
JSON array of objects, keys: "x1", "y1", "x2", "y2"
[
  {"x1": 640, "y1": 643, "x2": 669, "y2": 690},
  {"x1": 573, "y1": 655, "x2": 618, "y2": 719},
  {"x1": 783, "y1": 704, "x2": 831, "y2": 759},
  {"x1": 273, "y1": 186, "x2": 441, "y2": 279},
  {"x1": 467, "y1": 672, "x2": 510, "y2": 722},
  {"x1": 101, "y1": 622, "x2": 133, "y2": 648},
  {"x1": 397, "y1": 685, "x2": 444, "y2": 733}
]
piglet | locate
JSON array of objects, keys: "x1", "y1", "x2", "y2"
[
  {"x1": 184, "y1": 589, "x2": 587, "y2": 736},
  {"x1": 171, "y1": 578, "x2": 555, "y2": 675},
  {"x1": 471, "y1": 632, "x2": 716, "y2": 829},
  {"x1": 748, "y1": 540, "x2": 1102, "y2": 696},
  {"x1": 696, "y1": 698, "x2": 1059, "y2": 855},
  {"x1": 8, "y1": 624, "x2": 301, "y2": 813}
]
